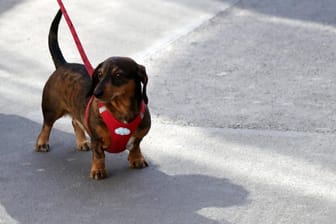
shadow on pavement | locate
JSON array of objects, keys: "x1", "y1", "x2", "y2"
[
  {"x1": 238, "y1": 0, "x2": 336, "y2": 26},
  {"x1": 0, "y1": 114, "x2": 248, "y2": 224},
  {"x1": 0, "y1": 0, "x2": 26, "y2": 15},
  {"x1": 164, "y1": 0, "x2": 336, "y2": 26}
]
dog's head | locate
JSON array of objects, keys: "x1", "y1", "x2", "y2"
[{"x1": 90, "y1": 57, "x2": 148, "y2": 105}]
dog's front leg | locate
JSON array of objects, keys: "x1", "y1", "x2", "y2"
[
  {"x1": 90, "y1": 140, "x2": 107, "y2": 180},
  {"x1": 128, "y1": 114, "x2": 150, "y2": 169},
  {"x1": 128, "y1": 137, "x2": 148, "y2": 169}
]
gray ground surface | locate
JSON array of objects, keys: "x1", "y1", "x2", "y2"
[{"x1": 0, "y1": 0, "x2": 335, "y2": 223}]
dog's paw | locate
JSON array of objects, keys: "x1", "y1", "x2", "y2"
[
  {"x1": 90, "y1": 169, "x2": 108, "y2": 180},
  {"x1": 128, "y1": 156, "x2": 148, "y2": 169},
  {"x1": 35, "y1": 143, "x2": 50, "y2": 152},
  {"x1": 77, "y1": 141, "x2": 90, "y2": 151}
]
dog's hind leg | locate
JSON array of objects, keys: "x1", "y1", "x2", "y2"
[
  {"x1": 35, "y1": 92, "x2": 66, "y2": 152},
  {"x1": 72, "y1": 119, "x2": 90, "y2": 151},
  {"x1": 35, "y1": 111, "x2": 63, "y2": 152}
]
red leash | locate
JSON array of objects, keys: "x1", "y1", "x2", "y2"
[{"x1": 56, "y1": 0, "x2": 94, "y2": 76}]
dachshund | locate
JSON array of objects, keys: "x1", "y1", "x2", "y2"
[{"x1": 35, "y1": 10, "x2": 151, "y2": 180}]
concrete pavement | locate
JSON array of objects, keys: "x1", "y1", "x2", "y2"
[{"x1": 1, "y1": 0, "x2": 336, "y2": 223}]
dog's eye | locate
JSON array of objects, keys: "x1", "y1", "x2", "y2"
[
  {"x1": 111, "y1": 73, "x2": 128, "y2": 86},
  {"x1": 114, "y1": 73, "x2": 124, "y2": 81},
  {"x1": 97, "y1": 71, "x2": 103, "y2": 80}
]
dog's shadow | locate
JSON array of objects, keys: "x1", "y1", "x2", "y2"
[{"x1": 0, "y1": 114, "x2": 248, "y2": 224}]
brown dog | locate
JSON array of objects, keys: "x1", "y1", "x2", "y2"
[{"x1": 35, "y1": 10, "x2": 151, "y2": 180}]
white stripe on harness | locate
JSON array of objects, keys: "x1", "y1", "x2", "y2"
[{"x1": 99, "y1": 106, "x2": 107, "y2": 114}]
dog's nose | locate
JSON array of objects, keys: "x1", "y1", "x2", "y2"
[{"x1": 93, "y1": 88, "x2": 103, "y2": 98}]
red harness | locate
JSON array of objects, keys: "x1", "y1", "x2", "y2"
[{"x1": 85, "y1": 97, "x2": 146, "y2": 153}]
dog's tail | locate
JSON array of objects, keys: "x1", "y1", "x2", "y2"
[{"x1": 49, "y1": 9, "x2": 66, "y2": 68}]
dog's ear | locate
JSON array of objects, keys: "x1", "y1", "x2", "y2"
[
  {"x1": 137, "y1": 64, "x2": 148, "y2": 104},
  {"x1": 87, "y1": 62, "x2": 103, "y2": 97}
]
